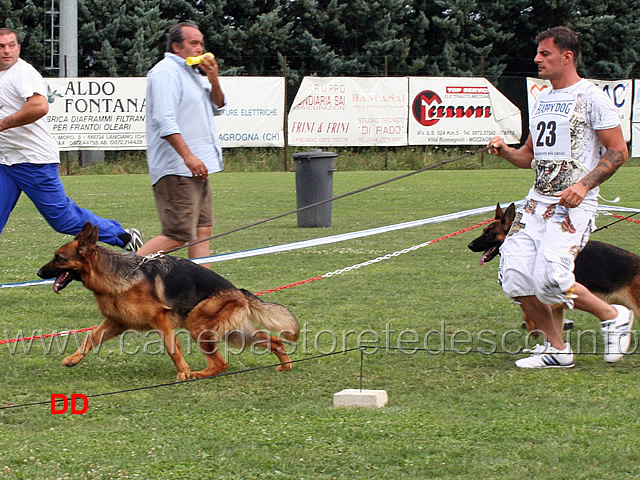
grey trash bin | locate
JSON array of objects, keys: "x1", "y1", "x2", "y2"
[{"x1": 293, "y1": 149, "x2": 338, "y2": 227}]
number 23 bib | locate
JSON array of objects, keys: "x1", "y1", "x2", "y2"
[{"x1": 530, "y1": 92, "x2": 586, "y2": 196}]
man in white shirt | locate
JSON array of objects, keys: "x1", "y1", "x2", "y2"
[
  {"x1": 137, "y1": 22, "x2": 225, "y2": 267},
  {"x1": 0, "y1": 28, "x2": 142, "y2": 252},
  {"x1": 488, "y1": 26, "x2": 633, "y2": 368}
]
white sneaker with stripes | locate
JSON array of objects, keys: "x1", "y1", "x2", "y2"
[{"x1": 515, "y1": 342, "x2": 575, "y2": 369}]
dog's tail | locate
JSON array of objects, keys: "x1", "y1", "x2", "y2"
[{"x1": 241, "y1": 289, "x2": 300, "y2": 342}]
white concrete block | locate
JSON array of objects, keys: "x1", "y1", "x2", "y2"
[{"x1": 333, "y1": 389, "x2": 388, "y2": 408}]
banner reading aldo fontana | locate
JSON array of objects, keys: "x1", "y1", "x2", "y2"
[
  {"x1": 45, "y1": 77, "x2": 146, "y2": 151},
  {"x1": 408, "y1": 77, "x2": 521, "y2": 145},
  {"x1": 45, "y1": 77, "x2": 285, "y2": 150},
  {"x1": 288, "y1": 77, "x2": 408, "y2": 146}
]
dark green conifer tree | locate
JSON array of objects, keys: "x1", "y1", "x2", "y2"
[
  {"x1": 78, "y1": 0, "x2": 170, "y2": 76},
  {"x1": 1, "y1": 0, "x2": 45, "y2": 69}
]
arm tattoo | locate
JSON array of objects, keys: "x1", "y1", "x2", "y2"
[
  {"x1": 0, "y1": 114, "x2": 15, "y2": 132},
  {"x1": 580, "y1": 148, "x2": 626, "y2": 190}
]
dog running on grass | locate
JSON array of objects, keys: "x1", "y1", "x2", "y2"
[
  {"x1": 468, "y1": 203, "x2": 640, "y2": 332},
  {"x1": 37, "y1": 223, "x2": 300, "y2": 379}
]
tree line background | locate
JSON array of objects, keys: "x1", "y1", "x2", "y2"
[{"x1": 3, "y1": 0, "x2": 640, "y2": 83}]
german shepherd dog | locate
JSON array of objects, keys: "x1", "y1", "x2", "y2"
[
  {"x1": 468, "y1": 203, "x2": 640, "y2": 331},
  {"x1": 37, "y1": 223, "x2": 300, "y2": 379}
]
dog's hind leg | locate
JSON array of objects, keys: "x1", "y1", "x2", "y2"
[
  {"x1": 247, "y1": 331, "x2": 293, "y2": 372},
  {"x1": 63, "y1": 319, "x2": 124, "y2": 367},
  {"x1": 522, "y1": 312, "x2": 536, "y2": 333},
  {"x1": 188, "y1": 328, "x2": 229, "y2": 379},
  {"x1": 182, "y1": 294, "x2": 243, "y2": 378},
  {"x1": 615, "y1": 278, "x2": 640, "y2": 321},
  {"x1": 151, "y1": 313, "x2": 193, "y2": 380}
]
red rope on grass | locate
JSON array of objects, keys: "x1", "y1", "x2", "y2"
[
  {"x1": 610, "y1": 213, "x2": 640, "y2": 225},
  {"x1": 426, "y1": 218, "x2": 494, "y2": 244},
  {"x1": 254, "y1": 276, "x2": 324, "y2": 296},
  {"x1": 0, "y1": 327, "x2": 97, "y2": 345},
  {"x1": 2, "y1": 218, "x2": 494, "y2": 347}
]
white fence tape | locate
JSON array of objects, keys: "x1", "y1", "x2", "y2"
[{"x1": 2, "y1": 202, "x2": 638, "y2": 289}]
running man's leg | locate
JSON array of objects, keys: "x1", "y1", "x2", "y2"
[
  {"x1": 0, "y1": 165, "x2": 22, "y2": 235},
  {"x1": 9, "y1": 163, "x2": 129, "y2": 247}
]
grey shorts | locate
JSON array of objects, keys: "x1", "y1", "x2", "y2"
[{"x1": 152, "y1": 175, "x2": 213, "y2": 242}]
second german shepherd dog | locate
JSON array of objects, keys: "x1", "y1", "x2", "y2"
[
  {"x1": 37, "y1": 223, "x2": 300, "y2": 379},
  {"x1": 468, "y1": 203, "x2": 640, "y2": 331}
]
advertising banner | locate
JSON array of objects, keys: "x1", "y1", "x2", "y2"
[
  {"x1": 45, "y1": 76, "x2": 285, "y2": 150},
  {"x1": 631, "y1": 80, "x2": 640, "y2": 157},
  {"x1": 288, "y1": 77, "x2": 408, "y2": 146},
  {"x1": 633, "y1": 123, "x2": 640, "y2": 158},
  {"x1": 526, "y1": 77, "x2": 632, "y2": 142},
  {"x1": 46, "y1": 77, "x2": 146, "y2": 151},
  {"x1": 408, "y1": 77, "x2": 521, "y2": 145},
  {"x1": 42, "y1": 75, "x2": 636, "y2": 152},
  {"x1": 217, "y1": 76, "x2": 285, "y2": 147}
]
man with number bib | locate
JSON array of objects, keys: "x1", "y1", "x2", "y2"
[{"x1": 487, "y1": 26, "x2": 633, "y2": 368}]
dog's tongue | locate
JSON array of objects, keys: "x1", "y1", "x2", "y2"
[
  {"x1": 53, "y1": 272, "x2": 68, "y2": 294},
  {"x1": 479, "y1": 247, "x2": 495, "y2": 265}
]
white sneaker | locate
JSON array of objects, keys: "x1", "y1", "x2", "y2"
[
  {"x1": 122, "y1": 227, "x2": 144, "y2": 253},
  {"x1": 601, "y1": 305, "x2": 635, "y2": 363},
  {"x1": 515, "y1": 342, "x2": 575, "y2": 369}
]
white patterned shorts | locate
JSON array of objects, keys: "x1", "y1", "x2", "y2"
[{"x1": 498, "y1": 197, "x2": 596, "y2": 306}]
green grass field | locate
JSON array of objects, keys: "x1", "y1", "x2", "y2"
[{"x1": 1, "y1": 167, "x2": 640, "y2": 479}]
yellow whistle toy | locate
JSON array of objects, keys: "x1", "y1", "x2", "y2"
[{"x1": 186, "y1": 53, "x2": 215, "y2": 65}]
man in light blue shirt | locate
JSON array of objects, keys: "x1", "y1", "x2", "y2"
[{"x1": 138, "y1": 22, "x2": 225, "y2": 266}]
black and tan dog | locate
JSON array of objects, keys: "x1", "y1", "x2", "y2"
[
  {"x1": 468, "y1": 203, "x2": 640, "y2": 331},
  {"x1": 37, "y1": 223, "x2": 300, "y2": 379}
]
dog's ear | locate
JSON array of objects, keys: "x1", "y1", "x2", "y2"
[
  {"x1": 501, "y1": 203, "x2": 516, "y2": 230},
  {"x1": 76, "y1": 222, "x2": 99, "y2": 249},
  {"x1": 494, "y1": 202, "x2": 504, "y2": 219}
]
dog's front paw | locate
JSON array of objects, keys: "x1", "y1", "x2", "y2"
[
  {"x1": 190, "y1": 364, "x2": 228, "y2": 378},
  {"x1": 275, "y1": 363, "x2": 292, "y2": 372},
  {"x1": 176, "y1": 370, "x2": 193, "y2": 380},
  {"x1": 62, "y1": 354, "x2": 83, "y2": 367}
]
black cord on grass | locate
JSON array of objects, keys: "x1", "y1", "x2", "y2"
[
  {"x1": 363, "y1": 345, "x2": 640, "y2": 356},
  {"x1": 593, "y1": 210, "x2": 640, "y2": 233},
  {"x1": 2, "y1": 343, "x2": 636, "y2": 411},
  {"x1": 0, "y1": 347, "x2": 360, "y2": 411}
]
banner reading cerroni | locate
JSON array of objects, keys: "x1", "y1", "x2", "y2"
[
  {"x1": 45, "y1": 76, "x2": 285, "y2": 150},
  {"x1": 288, "y1": 77, "x2": 408, "y2": 146},
  {"x1": 46, "y1": 77, "x2": 146, "y2": 151},
  {"x1": 526, "y1": 77, "x2": 632, "y2": 142},
  {"x1": 408, "y1": 77, "x2": 521, "y2": 145}
]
